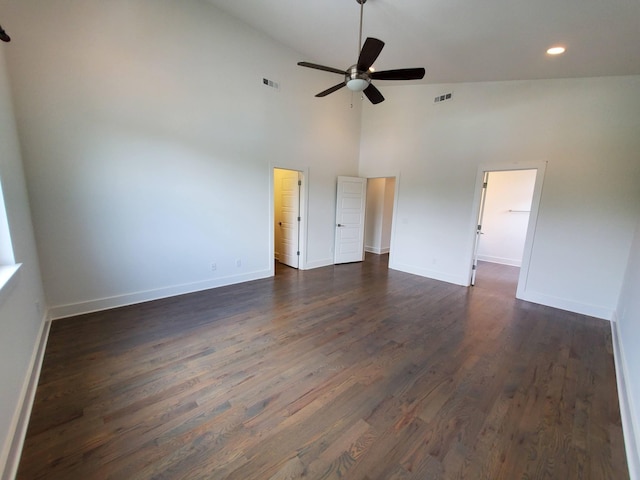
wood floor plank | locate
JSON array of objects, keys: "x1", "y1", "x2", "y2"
[{"x1": 16, "y1": 256, "x2": 629, "y2": 479}]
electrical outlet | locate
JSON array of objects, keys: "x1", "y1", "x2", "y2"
[{"x1": 211, "y1": 263, "x2": 217, "y2": 271}]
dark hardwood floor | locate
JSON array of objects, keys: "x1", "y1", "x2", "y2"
[{"x1": 17, "y1": 254, "x2": 628, "y2": 479}]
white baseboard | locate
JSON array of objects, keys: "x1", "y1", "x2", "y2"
[
  {"x1": 365, "y1": 246, "x2": 390, "y2": 255},
  {"x1": 389, "y1": 260, "x2": 613, "y2": 320},
  {"x1": 49, "y1": 269, "x2": 272, "y2": 320},
  {"x1": 517, "y1": 289, "x2": 614, "y2": 321},
  {"x1": 477, "y1": 254, "x2": 521, "y2": 267},
  {"x1": 1, "y1": 314, "x2": 50, "y2": 480},
  {"x1": 389, "y1": 261, "x2": 468, "y2": 286},
  {"x1": 303, "y1": 258, "x2": 334, "y2": 270},
  {"x1": 611, "y1": 315, "x2": 640, "y2": 480}
]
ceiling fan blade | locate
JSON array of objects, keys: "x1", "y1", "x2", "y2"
[
  {"x1": 363, "y1": 84, "x2": 385, "y2": 104},
  {"x1": 298, "y1": 62, "x2": 346, "y2": 75},
  {"x1": 316, "y1": 82, "x2": 347, "y2": 97},
  {"x1": 357, "y1": 37, "x2": 385, "y2": 72},
  {"x1": 370, "y1": 67, "x2": 426, "y2": 81},
  {"x1": 0, "y1": 24, "x2": 10, "y2": 43}
]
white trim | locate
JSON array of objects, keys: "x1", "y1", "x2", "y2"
[
  {"x1": 611, "y1": 314, "x2": 640, "y2": 480},
  {"x1": 1, "y1": 314, "x2": 50, "y2": 480},
  {"x1": 49, "y1": 269, "x2": 270, "y2": 320},
  {"x1": 519, "y1": 289, "x2": 613, "y2": 321}
]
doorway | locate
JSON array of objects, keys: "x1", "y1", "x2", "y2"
[
  {"x1": 364, "y1": 177, "x2": 396, "y2": 255},
  {"x1": 469, "y1": 164, "x2": 546, "y2": 298},
  {"x1": 274, "y1": 168, "x2": 302, "y2": 270}
]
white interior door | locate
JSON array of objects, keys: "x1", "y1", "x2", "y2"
[
  {"x1": 334, "y1": 176, "x2": 367, "y2": 264},
  {"x1": 276, "y1": 169, "x2": 300, "y2": 268},
  {"x1": 471, "y1": 171, "x2": 489, "y2": 285}
]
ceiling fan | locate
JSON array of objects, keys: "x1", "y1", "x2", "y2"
[{"x1": 297, "y1": 0, "x2": 425, "y2": 105}]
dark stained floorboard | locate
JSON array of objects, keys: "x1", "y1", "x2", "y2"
[{"x1": 16, "y1": 255, "x2": 628, "y2": 479}]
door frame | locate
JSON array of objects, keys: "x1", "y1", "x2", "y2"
[
  {"x1": 269, "y1": 164, "x2": 309, "y2": 275},
  {"x1": 467, "y1": 161, "x2": 547, "y2": 298}
]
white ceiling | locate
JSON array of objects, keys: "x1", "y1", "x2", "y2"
[{"x1": 207, "y1": 0, "x2": 640, "y2": 84}]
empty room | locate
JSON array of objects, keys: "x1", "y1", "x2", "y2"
[{"x1": 0, "y1": 0, "x2": 639, "y2": 479}]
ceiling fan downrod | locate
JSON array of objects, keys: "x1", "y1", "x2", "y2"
[{"x1": 357, "y1": 0, "x2": 367, "y2": 55}]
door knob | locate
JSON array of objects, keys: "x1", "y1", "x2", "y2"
[{"x1": 337, "y1": 224, "x2": 344, "y2": 227}]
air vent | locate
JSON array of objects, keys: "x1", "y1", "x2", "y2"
[
  {"x1": 434, "y1": 92, "x2": 453, "y2": 103},
  {"x1": 262, "y1": 78, "x2": 280, "y2": 90}
]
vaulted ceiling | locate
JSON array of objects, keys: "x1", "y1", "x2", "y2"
[{"x1": 208, "y1": 0, "x2": 640, "y2": 84}]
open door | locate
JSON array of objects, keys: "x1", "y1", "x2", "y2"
[
  {"x1": 334, "y1": 176, "x2": 367, "y2": 264},
  {"x1": 470, "y1": 171, "x2": 489, "y2": 286},
  {"x1": 274, "y1": 168, "x2": 301, "y2": 269}
]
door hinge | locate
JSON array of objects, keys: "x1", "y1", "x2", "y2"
[
  {"x1": 298, "y1": 180, "x2": 301, "y2": 186},
  {"x1": 297, "y1": 216, "x2": 301, "y2": 222},
  {"x1": 472, "y1": 264, "x2": 476, "y2": 270},
  {"x1": 477, "y1": 224, "x2": 482, "y2": 231},
  {"x1": 483, "y1": 181, "x2": 488, "y2": 188},
  {"x1": 297, "y1": 251, "x2": 300, "y2": 256}
]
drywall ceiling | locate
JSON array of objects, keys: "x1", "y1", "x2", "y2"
[{"x1": 207, "y1": 0, "x2": 640, "y2": 84}]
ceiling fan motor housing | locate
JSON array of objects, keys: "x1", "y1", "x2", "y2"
[{"x1": 346, "y1": 65, "x2": 371, "y2": 91}]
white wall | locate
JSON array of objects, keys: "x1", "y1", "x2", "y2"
[
  {"x1": 477, "y1": 169, "x2": 536, "y2": 266},
  {"x1": 0, "y1": 44, "x2": 46, "y2": 476},
  {"x1": 360, "y1": 76, "x2": 640, "y2": 319},
  {"x1": 3, "y1": 0, "x2": 361, "y2": 317},
  {"x1": 616, "y1": 215, "x2": 640, "y2": 479}
]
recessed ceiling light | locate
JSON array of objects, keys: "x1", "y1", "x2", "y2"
[{"x1": 547, "y1": 46, "x2": 566, "y2": 55}]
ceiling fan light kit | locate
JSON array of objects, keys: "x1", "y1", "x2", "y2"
[
  {"x1": 347, "y1": 78, "x2": 370, "y2": 92},
  {"x1": 346, "y1": 65, "x2": 370, "y2": 92},
  {"x1": 297, "y1": 0, "x2": 425, "y2": 104}
]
